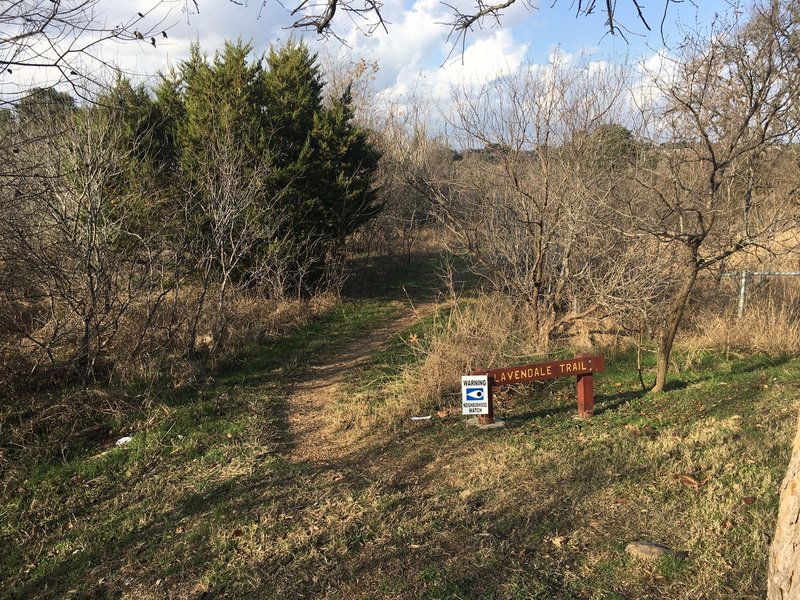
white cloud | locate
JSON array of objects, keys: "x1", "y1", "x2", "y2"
[
  {"x1": 628, "y1": 49, "x2": 675, "y2": 112},
  {"x1": 374, "y1": 27, "x2": 528, "y2": 126},
  {"x1": 340, "y1": 0, "x2": 453, "y2": 88},
  {"x1": 0, "y1": 0, "x2": 530, "y2": 119}
]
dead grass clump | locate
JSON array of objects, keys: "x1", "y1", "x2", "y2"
[
  {"x1": 216, "y1": 292, "x2": 329, "y2": 350},
  {"x1": 565, "y1": 315, "x2": 634, "y2": 360},
  {"x1": 1, "y1": 284, "x2": 332, "y2": 391},
  {"x1": 374, "y1": 294, "x2": 535, "y2": 422},
  {"x1": 691, "y1": 287, "x2": 800, "y2": 356}
]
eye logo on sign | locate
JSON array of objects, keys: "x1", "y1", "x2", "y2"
[{"x1": 465, "y1": 387, "x2": 485, "y2": 401}]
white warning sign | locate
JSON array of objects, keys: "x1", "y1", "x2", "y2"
[{"x1": 461, "y1": 374, "x2": 489, "y2": 415}]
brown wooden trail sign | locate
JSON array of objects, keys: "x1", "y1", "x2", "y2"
[{"x1": 466, "y1": 354, "x2": 605, "y2": 425}]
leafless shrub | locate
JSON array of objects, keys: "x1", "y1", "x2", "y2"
[
  {"x1": 0, "y1": 102, "x2": 181, "y2": 381},
  {"x1": 0, "y1": 91, "x2": 328, "y2": 391},
  {"x1": 178, "y1": 115, "x2": 290, "y2": 356},
  {"x1": 359, "y1": 101, "x2": 444, "y2": 261},
  {"x1": 621, "y1": 1, "x2": 800, "y2": 390}
]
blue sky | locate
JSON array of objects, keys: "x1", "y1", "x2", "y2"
[
  {"x1": 515, "y1": 0, "x2": 733, "y2": 62},
  {"x1": 3, "y1": 0, "x2": 737, "y2": 102}
]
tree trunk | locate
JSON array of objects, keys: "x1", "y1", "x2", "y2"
[
  {"x1": 188, "y1": 270, "x2": 211, "y2": 359},
  {"x1": 768, "y1": 412, "x2": 800, "y2": 599},
  {"x1": 652, "y1": 266, "x2": 698, "y2": 393}
]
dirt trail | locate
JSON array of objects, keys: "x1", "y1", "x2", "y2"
[{"x1": 286, "y1": 302, "x2": 435, "y2": 465}]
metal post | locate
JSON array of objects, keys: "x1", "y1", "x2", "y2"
[
  {"x1": 477, "y1": 375, "x2": 494, "y2": 425},
  {"x1": 737, "y1": 270, "x2": 748, "y2": 319}
]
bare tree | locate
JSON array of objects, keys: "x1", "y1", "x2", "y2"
[
  {"x1": 0, "y1": 1, "x2": 189, "y2": 104},
  {"x1": 179, "y1": 113, "x2": 291, "y2": 356},
  {"x1": 365, "y1": 99, "x2": 441, "y2": 260},
  {"x1": 0, "y1": 100, "x2": 181, "y2": 379},
  {"x1": 623, "y1": 0, "x2": 800, "y2": 392},
  {"x1": 396, "y1": 57, "x2": 664, "y2": 346}
]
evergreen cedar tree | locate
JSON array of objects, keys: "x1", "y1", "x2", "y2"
[
  {"x1": 261, "y1": 41, "x2": 382, "y2": 285},
  {"x1": 66, "y1": 40, "x2": 380, "y2": 296}
]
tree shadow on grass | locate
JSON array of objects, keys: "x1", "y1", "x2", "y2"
[
  {"x1": 662, "y1": 379, "x2": 691, "y2": 392},
  {"x1": 343, "y1": 251, "x2": 479, "y2": 305},
  {"x1": 8, "y1": 397, "x2": 305, "y2": 599},
  {"x1": 502, "y1": 388, "x2": 650, "y2": 424},
  {"x1": 727, "y1": 354, "x2": 792, "y2": 375},
  {"x1": 593, "y1": 389, "x2": 650, "y2": 415},
  {"x1": 504, "y1": 402, "x2": 578, "y2": 423},
  {"x1": 12, "y1": 352, "x2": 785, "y2": 600}
]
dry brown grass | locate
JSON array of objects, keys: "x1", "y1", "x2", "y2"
[
  {"x1": 352, "y1": 294, "x2": 560, "y2": 425},
  {"x1": 0, "y1": 286, "x2": 335, "y2": 393},
  {"x1": 405, "y1": 296, "x2": 519, "y2": 391},
  {"x1": 688, "y1": 278, "x2": 800, "y2": 357}
]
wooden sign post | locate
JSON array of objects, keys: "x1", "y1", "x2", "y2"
[{"x1": 465, "y1": 354, "x2": 604, "y2": 425}]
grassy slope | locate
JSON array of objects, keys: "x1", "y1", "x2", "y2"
[
  {"x1": 1, "y1": 254, "x2": 798, "y2": 599},
  {"x1": 0, "y1": 296, "x2": 404, "y2": 599},
  {"x1": 339, "y1": 348, "x2": 799, "y2": 600}
]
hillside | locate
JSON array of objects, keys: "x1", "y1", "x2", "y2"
[{"x1": 1, "y1": 254, "x2": 798, "y2": 599}]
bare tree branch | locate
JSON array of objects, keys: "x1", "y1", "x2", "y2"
[
  {"x1": 1, "y1": 1, "x2": 187, "y2": 104},
  {"x1": 269, "y1": 0, "x2": 675, "y2": 49}
]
